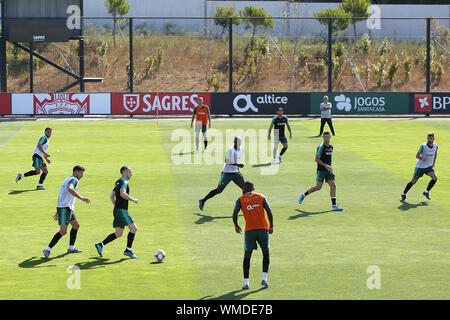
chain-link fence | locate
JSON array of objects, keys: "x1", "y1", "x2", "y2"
[{"x1": 1, "y1": 17, "x2": 448, "y2": 93}]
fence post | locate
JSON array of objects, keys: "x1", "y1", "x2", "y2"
[
  {"x1": 0, "y1": 36, "x2": 6, "y2": 92},
  {"x1": 29, "y1": 41, "x2": 33, "y2": 93},
  {"x1": 328, "y1": 18, "x2": 333, "y2": 92},
  {"x1": 129, "y1": 17, "x2": 134, "y2": 93},
  {"x1": 229, "y1": 17, "x2": 233, "y2": 93},
  {"x1": 79, "y1": 37, "x2": 85, "y2": 92},
  {"x1": 426, "y1": 17, "x2": 431, "y2": 93}
]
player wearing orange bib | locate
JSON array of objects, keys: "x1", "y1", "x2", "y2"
[
  {"x1": 190, "y1": 97, "x2": 211, "y2": 153},
  {"x1": 233, "y1": 181, "x2": 273, "y2": 290}
]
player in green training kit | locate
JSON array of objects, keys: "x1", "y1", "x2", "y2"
[
  {"x1": 298, "y1": 132, "x2": 343, "y2": 211},
  {"x1": 401, "y1": 133, "x2": 438, "y2": 201},
  {"x1": 268, "y1": 107, "x2": 292, "y2": 164},
  {"x1": 43, "y1": 166, "x2": 90, "y2": 258},
  {"x1": 16, "y1": 127, "x2": 52, "y2": 190},
  {"x1": 198, "y1": 136, "x2": 245, "y2": 211},
  {"x1": 95, "y1": 166, "x2": 139, "y2": 259}
]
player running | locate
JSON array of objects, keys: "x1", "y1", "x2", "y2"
[
  {"x1": 233, "y1": 181, "x2": 273, "y2": 290},
  {"x1": 298, "y1": 132, "x2": 343, "y2": 211},
  {"x1": 43, "y1": 165, "x2": 90, "y2": 258},
  {"x1": 268, "y1": 107, "x2": 292, "y2": 164},
  {"x1": 95, "y1": 166, "x2": 139, "y2": 259},
  {"x1": 190, "y1": 97, "x2": 211, "y2": 152},
  {"x1": 16, "y1": 127, "x2": 52, "y2": 190},
  {"x1": 401, "y1": 133, "x2": 438, "y2": 201},
  {"x1": 199, "y1": 136, "x2": 245, "y2": 211}
]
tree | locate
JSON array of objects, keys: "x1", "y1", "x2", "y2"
[
  {"x1": 104, "y1": 0, "x2": 130, "y2": 47},
  {"x1": 239, "y1": 6, "x2": 274, "y2": 45},
  {"x1": 214, "y1": 4, "x2": 242, "y2": 38},
  {"x1": 340, "y1": 0, "x2": 371, "y2": 37},
  {"x1": 314, "y1": 7, "x2": 351, "y2": 36}
]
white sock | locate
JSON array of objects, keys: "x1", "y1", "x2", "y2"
[
  {"x1": 21, "y1": 173, "x2": 24, "y2": 178},
  {"x1": 68, "y1": 245, "x2": 74, "y2": 250},
  {"x1": 37, "y1": 183, "x2": 42, "y2": 186},
  {"x1": 100, "y1": 242, "x2": 104, "y2": 247},
  {"x1": 244, "y1": 278, "x2": 249, "y2": 286},
  {"x1": 46, "y1": 247, "x2": 51, "y2": 251},
  {"x1": 262, "y1": 272, "x2": 268, "y2": 281},
  {"x1": 126, "y1": 247, "x2": 132, "y2": 251},
  {"x1": 424, "y1": 190, "x2": 429, "y2": 193}
]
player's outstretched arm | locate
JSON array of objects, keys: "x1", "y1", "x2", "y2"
[
  {"x1": 263, "y1": 198, "x2": 273, "y2": 234},
  {"x1": 232, "y1": 208, "x2": 242, "y2": 234},
  {"x1": 268, "y1": 123, "x2": 273, "y2": 140},
  {"x1": 120, "y1": 188, "x2": 138, "y2": 204},
  {"x1": 110, "y1": 190, "x2": 116, "y2": 205},
  {"x1": 433, "y1": 149, "x2": 438, "y2": 167},
  {"x1": 287, "y1": 122, "x2": 292, "y2": 139},
  {"x1": 68, "y1": 184, "x2": 90, "y2": 203}
]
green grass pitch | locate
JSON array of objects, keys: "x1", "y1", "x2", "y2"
[{"x1": 0, "y1": 118, "x2": 449, "y2": 300}]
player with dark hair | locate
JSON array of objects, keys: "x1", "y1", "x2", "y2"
[
  {"x1": 95, "y1": 166, "x2": 139, "y2": 259},
  {"x1": 268, "y1": 107, "x2": 292, "y2": 164},
  {"x1": 190, "y1": 97, "x2": 211, "y2": 153},
  {"x1": 43, "y1": 165, "x2": 90, "y2": 258},
  {"x1": 401, "y1": 133, "x2": 438, "y2": 201},
  {"x1": 16, "y1": 127, "x2": 52, "y2": 190},
  {"x1": 199, "y1": 136, "x2": 245, "y2": 211},
  {"x1": 298, "y1": 132, "x2": 343, "y2": 211},
  {"x1": 233, "y1": 181, "x2": 273, "y2": 290}
]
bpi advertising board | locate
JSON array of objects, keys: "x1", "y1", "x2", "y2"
[
  {"x1": 410, "y1": 93, "x2": 450, "y2": 114},
  {"x1": 11, "y1": 93, "x2": 111, "y2": 115},
  {"x1": 311, "y1": 92, "x2": 409, "y2": 114},
  {"x1": 211, "y1": 93, "x2": 310, "y2": 115},
  {"x1": 111, "y1": 93, "x2": 210, "y2": 115}
]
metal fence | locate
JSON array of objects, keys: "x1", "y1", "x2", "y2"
[{"x1": 0, "y1": 17, "x2": 449, "y2": 93}]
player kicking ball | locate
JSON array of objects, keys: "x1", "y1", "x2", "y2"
[
  {"x1": 199, "y1": 136, "x2": 245, "y2": 211},
  {"x1": 401, "y1": 133, "x2": 438, "y2": 201},
  {"x1": 298, "y1": 132, "x2": 343, "y2": 211},
  {"x1": 43, "y1": 166, "x2": 90, "y2": 258},
  {"x1": 16, "y1": 127, "x2": 52, "y2": 190},
  {"x1": 95, "y1": 166, "x2": 139, "y2": 259},
  {"x1": 233, "y1": 181, "x2": 273, "y2": 290}
]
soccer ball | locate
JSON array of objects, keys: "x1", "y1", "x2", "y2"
[{"x1": 154, "y1": 249, "x2": 166, "y2": 262}]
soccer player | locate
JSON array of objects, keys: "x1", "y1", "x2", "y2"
[
  {"x1": 233, "y1": 181, "x2": 273, "y2": 290},
  {"x1": 319, "y1": 96, "x2": 335, "y2": 136},
  {"x1": 401, "y1": 133, "x2": 438, "y2": 201},
  {"x1": 198, "y1": 136, "x2": 245, "y2": 211},
  {"x1": 43, "y1": 165, "x2": 90, "y2": 258},
  {"x1": 190, "y1": 97, "x2": 211, "y2": 152},
  {"x1": 268, "y1": 107, "x2": 292, "y2": 164},
  {"x1": 95, "y1": 166, "x2": 139, "y2": 259},
  {"x1": 298, "y1": 132, "x2": 343, "y2": 211},
  {"x1": 16, "y1": 127, "x2": 52, "y2": 190}
]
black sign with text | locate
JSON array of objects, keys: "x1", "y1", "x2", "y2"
[{"x1": 211, "y1": 92, "x2": 310, "y2": 115}]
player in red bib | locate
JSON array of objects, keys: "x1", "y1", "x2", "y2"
[
  {"x1": 190, "y1": 97, "x2": 211, "y2": 153},
  {"x1": 233, "y1": 181, "x2": 273, "y2": 290}
]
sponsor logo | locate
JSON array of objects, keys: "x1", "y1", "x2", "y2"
[
  {"x1": 334, "y1": 93, "x2": 386, "y2": 113},
  {"x1": 112, "y1": 93, "x2": 210, "y2": 114},
  {"x1": 432, "y1": 95, "x2": 450, "y2": 111},
  {"x1": 33, "y1": 35, "x2": 46, "y2": 41},
  {"x1": 123, "y1": 94, "x2": 140, "y2": 112},
  {"x1": 233, "y1": 94, "x2": 289, "y2": 113},
  {"x1": 34, "y1": 93, "x2": 89, "y2": 114},
  {"x1": 414, "y1": 94, "x2": 432, "y2": 112}
]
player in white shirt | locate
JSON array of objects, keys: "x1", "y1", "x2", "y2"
[
  {"x1": 199, "y1": 136, "x2": 245, "y2": 211},
  {"x1": 43, "y1": 166, "x2": 91, "y2": 258},
  {"x1": 401, "y1": 133, "x2": 438, "y2": 201},
  {"x1": 16, "y1": 127, "x2": 52, "y2": 190}
]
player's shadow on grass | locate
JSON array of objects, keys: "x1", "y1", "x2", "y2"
[
  {"x1": 18, "y1": 253, "x2": 69, "y2": 268},
  {"x1": 289, "y1": 209, "x2": 332, "y2": 219},
  {"x1": 251, "y1": 162, "x2": 274, "y2": 168},
  {"x1": 194, "y1": 213, "x2": 242, "y2": 224},
  {"x1": 9, "y1": 189, "x2": 37, "y2": 195},
  {"x1": 199, "y1": 287, "x2": 267, "y2": 300},
  {"x1": 74, "y1": 257, "x2": 127, "y2": 270},
  {"x1": 171, "y1": 151, "x2": 195, "y2": 156},
  {"x1": 397, "y1": 201, "x2": 428, "y2": 211}
]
